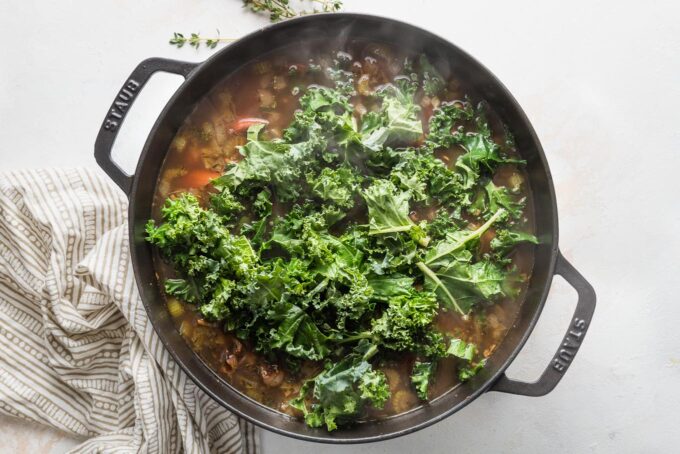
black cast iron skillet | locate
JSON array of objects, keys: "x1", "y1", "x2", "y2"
[{"x1": 94, "y1": 13, "x2": 596, "y2": 443}]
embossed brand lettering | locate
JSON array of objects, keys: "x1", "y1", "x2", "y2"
[
  {"x1": 103, "y1": 119, "x2": 118, "y2": 131},
  {"x1": 551, "y1": 317, "x2": 587, "y2": 373},
  {"x1": 558, "y1": 349, "x2": 574, "y2": 362},
  {"x1": 114, "y1": 100, "x2": 129, "y2": 113},
  {"x1": 104, "y1": 79, "x2": 141, "y2": 131},
  {"x1": 562, "y1": 336, "x2": 580, "y2": 349},
  {"x1": 126, "y1": 80, "x2": 140, "y2": 91},
  {"x1": 552, "y1": 359, "x2": 565, "y2": 372}
]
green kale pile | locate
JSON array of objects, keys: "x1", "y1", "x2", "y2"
[{"x1": 146, "y1": 56, "x2": 537, "y2": 431}]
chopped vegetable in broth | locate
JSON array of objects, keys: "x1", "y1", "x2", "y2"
[{"x1": 147, "y1": 41, "x2": 536, "y2": 431}]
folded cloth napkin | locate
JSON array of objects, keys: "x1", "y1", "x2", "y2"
[{"x1": 0, "y1": 168, "x2": 259, "y2": 453}]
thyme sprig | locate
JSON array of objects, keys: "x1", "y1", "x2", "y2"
[
  {"x1": 244, "y1": 0, "x2": 342, "y2": 22},
  {"x1": 170, "y1": 0, "x2": 342, "y2": 49},
  {"x1": 169, "y1": 32, "x2": 236, "y2": 49}
]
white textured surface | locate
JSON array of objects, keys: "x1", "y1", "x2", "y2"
[{"x1": 1, "y1": 0, "x2": 679, "y2": 452}]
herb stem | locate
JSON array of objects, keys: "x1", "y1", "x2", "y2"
[
  {"x1": 243, "y1": 0, "x2": 342, "y2": 21},
  {"x1": 169, "y1": 32, "x2": 237, "y2": 49},
  {"x1": 243, "y1": 0, "x2": 297, "y2": 20}
]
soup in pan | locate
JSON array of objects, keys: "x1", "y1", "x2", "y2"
[{"x1": 146, "y1": 41, "x2": 536, "y2": 430}]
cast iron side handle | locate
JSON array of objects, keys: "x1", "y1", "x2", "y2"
[
  {"x1": 491, "y1": 251, "x2": 596, "y2": 396},
  {"x1": 94, "y1": 57, "x2": 198, "y2": 195}
]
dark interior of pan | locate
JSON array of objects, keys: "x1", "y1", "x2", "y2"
[{"x1": 128, "y1": 14, "x2": 558, "y2": 443}]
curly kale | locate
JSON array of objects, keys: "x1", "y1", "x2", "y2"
[
  {"x1": 411, "y1": 361, "x2": 436, "y2": 400},
  {"x1": 290, "y1": 343, "x2": 388, "y2": 431},
  {"x1": 362, "y1": 179, "x2": 430, "y2": 247},
  {"x1": 146, "y1": 53, "x2": 538, "y2": 431}
]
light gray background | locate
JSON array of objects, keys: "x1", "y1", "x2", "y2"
[{"x1": 1, "y1": 0, "x2": 679, "y2": 452}]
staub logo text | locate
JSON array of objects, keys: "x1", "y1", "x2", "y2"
[
  {"x1": 103, "y1": 79, "x2": 141, "y2": 132},
  {"x1": 552, "y1": 318, "x2": 587, "y2": 373}
]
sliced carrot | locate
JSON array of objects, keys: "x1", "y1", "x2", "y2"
[
  {"x1": 175, "y1": 169, "x2": 221, "y2": 189},
  {"x1": 231, "y1": 117, "x2": 269, "y2": 133}
]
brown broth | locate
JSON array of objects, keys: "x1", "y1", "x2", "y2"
[{"x1": 151, "y1": 41, "x2": 535, "y2": 420}]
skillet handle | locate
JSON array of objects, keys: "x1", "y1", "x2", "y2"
[
  {"x1": 94, "y1": 57, "x2": 198, "y2": 195},
  {"x1": 491, "y1": 251, "x2": 596, "y2": 396}
]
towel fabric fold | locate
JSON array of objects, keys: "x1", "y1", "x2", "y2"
[{"x1": 0, "y1": 168, "x2": 259, "y2": 453}]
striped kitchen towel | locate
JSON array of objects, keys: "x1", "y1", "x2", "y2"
[{"x1": 0, "y1": 168, "x2": 259, "y2": 453}]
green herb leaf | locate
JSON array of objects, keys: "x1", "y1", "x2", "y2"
[
  {"x1": 307, "y1": 166, "x2": 362, "y2": 208},
  {"x1": 362, "y1": 179, "x2": 430, "y2": 247},
  {"x1": 419, "y1": 258, "x2": 508, "y2": 314},
  {"x1": 411, "y1": 361, "x2": 436, "y2": 400},
  {"x1": 446, "y1": 338, "x2": 477, "y2": 361},
  {"x1": 366, "y1": 274, "x2": 415, "y2": 301},
  {"x1": 419, "y1": 55, "x2": 445, "y2": 97},
  {"x1": 423, "y1": 208, "x2": 505, "y2": 268},
  {"x1": 290, "y1": 346, "x2": 389, "y2": 431},
  {"x1": 169, "y1": 30, "x2": 235, "y2": 49},
  {"x1": 370, "y1": 290, "x2": 439, "y2": 351},
  {"x1": 265, "y1": 301, "x2": 330, "y2": 360},
  {"x1": 458, "y1": 359, "x2": 487, "y2": 382},
  {"x1": 469, "y1": 180, "x2": 526, "y2": 220},
  {"x1": 361, "y1": 83, "x2": 423, "y2": 151},
  {"x1": 491, "y1": 230, "x2": 539, "y2": 257}
]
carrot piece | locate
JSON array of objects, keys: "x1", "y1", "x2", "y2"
[
  {"x1": 175, "y1": 169, "x2": 221, "y2": 189},
  {"x1": 231, "y1": 117, "x2": 269, "y2": 133}
]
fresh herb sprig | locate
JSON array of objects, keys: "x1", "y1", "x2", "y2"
[
  {"x1": 169, "y1": 32, "x2": 236, "y2": 49},
  {"x1": 170, "y1": 0, "x2": 342, "y2": 49},
  {"x1": 244, "y1": 0, "x2": 296, "y2": 20},
  {"x1": 244, "y1": 0, "x2": 342, "y2": 21}
]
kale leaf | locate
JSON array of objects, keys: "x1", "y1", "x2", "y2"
[
  {"x1": 447, "y1": 337, "x2": 477, "y2": 361},
  {"x1": 390, "y1": 148, "x2": 467, "y2": 207},
  {"x1": 416, "y1": 209, "x2": 509, "y2": 314},
  {"x1": 411, "y1": 337, "x2": 479, "y2": 399},
  {"x1": 458, "y1": 359, "x2": 487, "y2": 382},
  {"x1": 426, "y1": 102, "x2": 473, "y2": 150},
  {"x1": 419, "y1": 55, "x2": 445, "y2": 98},
  {"x1": 145, "y1": 193, "x2": 261, "y2": 321},
  {"x1": 307, "y1": 165, "x2": 362, "y2": 208},
  {"x1": 215, "y1": 123, "x2": 314, "y2": 201},
  {"x1": 491, "y1": 229, "x2": 539, "y2": 257},
  {"x1": 455, "y1": 117, "x2": 525, "y2": 189},
  {"x1": 423, "y1": 208, "x2": 505, "y2": 268},
  {"x1": 366, "y1": 274, "x2": 415, "y2": 301},
  {"x1": 411, "y1": 361, "x2": 436, "y2": 400},
  {"x1": 361, "y1": 82, "x2": 423, "y2": 151},
  {"x1": 370, "y1": 290, "x2": 439, "y2": 351},
  {"x1": 469, "y1": 180, "x2": 526, "y2": 220},
  {"x1": 265, "y1": 300, "x2": 330, "y2": 360},
  {"x1": 362, "y1": 179, "x2": 430, "y2": 247},
  {"x1": 419, "y1": 258, "x2": 508, "y2": 314},
  {"x1": 290, "y1": 343, "x2": 388, "y2": 431}
]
